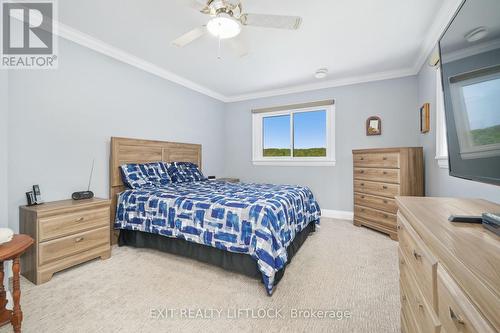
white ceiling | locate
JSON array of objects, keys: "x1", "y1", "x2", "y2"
[{"x1": 57, "y1": 0, "x2": 461, "y2": 101}]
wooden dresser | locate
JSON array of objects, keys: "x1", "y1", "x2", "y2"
[
  {"x1": 352, "y1": 147, "x2": 424, "y2": 240},
  {"x1": 397, "y1": 197, "x2": 499, "y2": 333},
  {"x1": 20, "y1": 198, "x2": 111, "y2": 284}
]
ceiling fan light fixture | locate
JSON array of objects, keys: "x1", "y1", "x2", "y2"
[{"x1": 207, "y1": 13, "x2": 241, "y2": 39}]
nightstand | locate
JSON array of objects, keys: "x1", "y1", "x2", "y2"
[
  {"x1": 19, "y1": 198, "x2": 111, "y2": 284},
  {"x1": 216, "y1": 178, "x2": 240, "y2": 183}
]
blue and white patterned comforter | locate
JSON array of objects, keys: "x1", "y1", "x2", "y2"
[{"x1": 114, "y1": 180, "x2": 321, "y2": 294}]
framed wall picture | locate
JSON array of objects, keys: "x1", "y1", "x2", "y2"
[
  {"x1": 420, "y1": 103, "x2": 430, "y2": 133},
  {"x1": 366, "y1": 116, "x2": 382, "y2": 136}
]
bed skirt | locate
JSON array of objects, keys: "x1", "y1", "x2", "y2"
[{"x1": 118, "y1": 221, "x2": 317, "y2": 289}]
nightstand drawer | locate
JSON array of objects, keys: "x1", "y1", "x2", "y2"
[
  {"x1": 39, "y1": 226, "x2": 109, "y2": 266},
  {"x1": 39, "y1": 207, "x2": 109, "y2": 242}
]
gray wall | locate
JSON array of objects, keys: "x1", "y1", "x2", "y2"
[
  {"x1": 224, "y1": 77, "x2": 420, "y2": 211},
  {"x1": 417, "y1": 57, "x2": 500, "y2": 202},
  {"x1": 7, "y1": 38, "x2": 226, "y2": 231},
  {"x1": 0, "y1": 71, "x2": 7, "y2": 227}
]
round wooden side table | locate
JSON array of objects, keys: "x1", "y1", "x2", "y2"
[{"x1": 0, "y1": 235, "x2": 34, "y2": 333}]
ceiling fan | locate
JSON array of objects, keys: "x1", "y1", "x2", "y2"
[{"x1": 172, "y1": 0, "x2": 302, "y2": 56}]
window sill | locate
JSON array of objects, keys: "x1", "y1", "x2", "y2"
[
  {"x1": 436, "y1": 156, "x2": 449, "y2": 169},
  {"x1": 252, "y1": 160, "x2": 336, "y2": 167}
]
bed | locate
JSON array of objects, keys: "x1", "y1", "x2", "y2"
[{"x1": 110, "y1": 137, "x2": 321, "y2": 295}]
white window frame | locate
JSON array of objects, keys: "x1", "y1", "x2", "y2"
[
  {"x1": 435, "y1": 67, "x2": 449, "y2": 168},
  {"x1": 252, "y1": 104, "x2": 336, "y2": 166}
]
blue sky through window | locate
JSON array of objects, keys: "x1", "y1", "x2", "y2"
[
  {"x1": 263, "y1": 115, "x2": 290, "y2": 149},
  {"x1": 294, "y1": 110, "x2": 326, "y2": 149},
  {"x1": 263, "y1": 110, "x2": 327, "y2": 149}
]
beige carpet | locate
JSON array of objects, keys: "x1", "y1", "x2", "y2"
[{"x1": 0, "y1": 219, "x2": 400, "y2": 333}]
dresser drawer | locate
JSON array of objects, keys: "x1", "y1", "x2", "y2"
[
  {"x1": 400, "y1": 285, "x2": 413, "y2": 333},
  {"x1": 437, "y1": 266, "x2": 496, "y2": 333},
  {"x1": 400, "y1": 250, "x2": 441, "y2": 333},
  {"x1": 39, "y1": 226, "x2": 109, "y2": 266},
  {"x1": 398, "y1": 212, "x2": 438, "y2": 312},
  {"x1": 354, "y1": 180, "x2": 400, "y2": 198},
  {"x1": 353, "y1": 152, "x2": 400, "y2": 168},
  {"x1": 39, "y1": 207, "x2": 109, "y2": 242},
  {"x1": 354, "y1": 193, "x2": 398, "y2": 213},
  {"x1": 353, "y1": 167, "x2": 400, "y2": 184},
  {"x1": 354, "y1": 205, "x2": 396, "y2": 227},
  {"x1": 400, "y1": 250, "x2": 419, "y2": 333}
]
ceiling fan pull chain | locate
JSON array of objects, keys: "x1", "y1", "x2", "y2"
[{"x1": 217, "y1": 35, "x2": 222, "y2": 60}]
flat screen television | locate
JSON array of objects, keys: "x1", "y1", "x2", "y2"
[{"x1": 439, "y1": 0, "x2": 500, "y2": 186}]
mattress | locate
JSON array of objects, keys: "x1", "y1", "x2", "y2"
[{"x1": 114, "y1": 180, "x2": 321, "y2": 294}]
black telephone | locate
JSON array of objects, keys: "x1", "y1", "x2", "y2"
[
  {"x1": 33, "y1": 185, "x2": 43, "y2": 203},
  {"x1": 26, "y1": 185, "x2": 44, "y2": 206}
]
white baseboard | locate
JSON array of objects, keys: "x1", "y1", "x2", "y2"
[{"x1": 321, "y1": 209, "x2": 354, "y2": 221}]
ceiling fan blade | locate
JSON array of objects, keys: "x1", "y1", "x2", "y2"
[
  {"x1": 229, "y1": 34, "x2": 250, "y2": 58},
  {"x1": 172, "y1": 26, "x2": 206, "y2": 47},
  {"x1": 188, "y1": 0, "x2": 210, "y2": 14},
  {"x1": 240, "y1": 14, "x2": 302, "y2": 30}
]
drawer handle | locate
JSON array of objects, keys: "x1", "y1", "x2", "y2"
[
  {"x1": 449, "y1": 307, "x2": 465, "y2": 325},
  {"x1": 359, "y1": 170, "x2": 365, "y2": 174},
  {"x1": 397, "y1": 224, "x2": 401, "y2": 230},
  {"x1": 361, "y1": 195, "x2": 365, "y2": 199},
  {"x1": 360, "y1": 183, "x2": 365, "y2": 186},
  {"x1": 383, "y1": 200, "x2": 388, "y2": 204},
  {"x1": 383, "y1": 171, "x2": 387, "y2": 175},
  {"x1": 383, "y1": 214, "x2": 389, "y2": 219},
  {"x1": 360, "y1": 157, "x2": 364, "y2": 160},
  {"x1": 382, "y1": 185, "x2": 388, "y2": 189},
  {"x1": 360, "y1": 208, "x2": 365, "y2": 212},
  {"x1": 413, "y1": 250, "x2": 422, "y2": 260},
  {"x1": 75, "y1": 237, "x2": 84, "y2": 243},
  {"x1": 76, "y1": 217, "x2": 85, "y2": 222},
  {"x1": 382, "y1": 157, "x2": 387, "y2": 160}
]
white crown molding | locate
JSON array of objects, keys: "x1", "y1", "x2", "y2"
[
  {"x1": 411, "y1": 0, "x2": 464, "y2": 74},
  {"x1": 53, "y1": 21, "x2": 228, "y2": 102},
  {"x1": 321, "y1": 209, "x2": 354, "y2": 221},
  {"x1": 24, "y1": 0, "x2": 462, "y2": 103}
]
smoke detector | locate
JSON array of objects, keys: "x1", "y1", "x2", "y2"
[{"x1": 315, "y1": 68, "x2": 328, "y2": 79}]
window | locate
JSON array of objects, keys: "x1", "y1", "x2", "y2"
[
  {"x1": 252, "y1": 101, "x2": 335, "y2": 166},
  {"x1": 435, "y1": 67, "x2": 449, "y2": 168}
]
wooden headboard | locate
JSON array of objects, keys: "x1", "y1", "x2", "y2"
[{"x1": 109, "y1": 137, "x2": 202, "y2": 243}]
